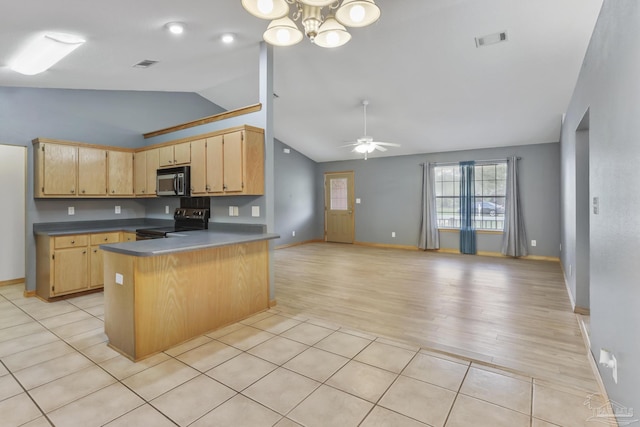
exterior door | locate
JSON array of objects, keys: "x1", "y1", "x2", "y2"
[{"x1": 324, "y1": 171, "x2": 355, "y2": 243}]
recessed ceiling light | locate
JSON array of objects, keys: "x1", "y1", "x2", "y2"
[
  {"x1": 221, "y1": 33, "x2": 235, "y2": 44},
  {"x1": 10, "y1": 32, "x2": 85, "y2": 75},
  {"x1": 165, "y1": 22, "x2": 185, "y2": 35}
]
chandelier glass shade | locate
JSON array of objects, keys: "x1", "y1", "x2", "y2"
[{"x1": 241, "y1": 0, "x2": 380, "y2": 48}]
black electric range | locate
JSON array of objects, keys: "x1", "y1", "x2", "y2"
[{"x1": 136, "y1": 199, "x2": 211, "y2": 240}]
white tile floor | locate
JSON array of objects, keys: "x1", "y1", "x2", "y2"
[{"x1": 0, "y1": 284, "x2": 613, "y2": 426}]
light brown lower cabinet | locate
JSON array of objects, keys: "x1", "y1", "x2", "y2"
[{"x1": 36, "y1": 231, "x2": 121, "y2": 300}]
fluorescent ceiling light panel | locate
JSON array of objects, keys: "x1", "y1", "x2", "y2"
[
  {"x1": 10, "y1": 32, "x2": 85, "y2": 75},
  {"x1": 475, "y1": 31, "x2": 508, "y2": 47}
]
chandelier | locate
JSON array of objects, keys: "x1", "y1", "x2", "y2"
[{"x1": 241, "y1": 0, "x2": 381, "y2": 48}]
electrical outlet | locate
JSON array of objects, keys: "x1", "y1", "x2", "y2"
[
  {"x1": 115, "y1": 206, "x2": 121, "y2": 214},
  {"x1": 165, "y1": 206, "x2": 170, "y2": 214},
  {"x1": 531, "y1": 240, "x2": 536, "y2": 247},
  {"x1": 392, "y1": 232, "x2": 396, "y2": 238},
  {"x1": 252, "y1": 206, "x2": 260, "y2": 217},
  {"x1": 292, "y1": 231, "x2": 296, "y2": 237},
  {"x1": 68, "y1": 207, "x2": 75, "y2": 215},
  {"x1": 356, "y1": 198, "x2": 361, "y2": 204},
  {"x1": 283, "y1": 148, "x2": 290, "y2": 153}
]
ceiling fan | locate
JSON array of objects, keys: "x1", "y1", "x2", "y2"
[{"x1": 341, "y1": 100, "x2": 400, "y2": 159}]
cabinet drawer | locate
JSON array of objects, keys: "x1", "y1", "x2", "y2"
[
  {"x1": 54, "y1": 235, "x2": 88, "y2": 249},
  {"x1": 91, "y1": 232, "x2": 120, "y2": 245}
]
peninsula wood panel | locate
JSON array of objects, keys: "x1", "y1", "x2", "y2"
[
  {"x1": 103, "y1": 240, "x2": 269, "y2": 360},
  {"x1": 104, "y1": 252, "x2": 135, "y2": 358}
]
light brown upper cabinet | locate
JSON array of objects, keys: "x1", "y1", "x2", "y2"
[
  {"x1": 135, "y1": 148, "x2": 159, "y2": 196},
  {"x1": 107, "y1": 150, "x2": 134, "y2": 196},
  {"x1": 134, "y1": 150, "x2": 146, "y2": 196},
  {"x1": 34, "y1": 142, "x2": 78, "y2": 197},
  {"x1": 33, "y1": 125, "x2": 262, "y2": 199},
  {"x1": 159, "y1": 141, "x2": 190, "y2": 167},
  {"x1": 190, "y1": 138, "x2": 208, "y2": 194},
  {"x1": 146, "y1": 148, "x2": 159, "y2": 196},
  {"x1": 78, "y1": 147, "x2": 107, "y2": 196},
  {"x1": 189, "y1": 128, "x2": 264, "y2": 196}
]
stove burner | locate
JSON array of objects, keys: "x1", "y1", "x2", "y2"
[{"x1": 136, "y1": 206, "x2": 210, "y2": 240}]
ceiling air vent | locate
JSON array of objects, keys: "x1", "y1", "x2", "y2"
[
  {"x1": 132, "y1": 60, "x2": 158, "y2": 68},
  {"x1": 475, "y1": 31, "x2": 508, "y2": 48}
]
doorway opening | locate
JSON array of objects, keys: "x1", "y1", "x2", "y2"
[
  {"x1": 324, "y1": 171, "x2": 355, "y2": 243},
  {"x1": 575, "y1": 109, "x2": 590, "y2": 340}
]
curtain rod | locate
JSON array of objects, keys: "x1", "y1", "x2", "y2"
[{"x1": 420, "y1": 157, "x2": 520, "y2": 167}]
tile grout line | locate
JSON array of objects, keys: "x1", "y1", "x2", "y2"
[{"x1": 0, "y1": 358, "x2": 54, "y2": 426}]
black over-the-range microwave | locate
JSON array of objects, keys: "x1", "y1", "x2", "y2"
[{"x1": 156, "y1": 166, "x2": 190, "y2": 197}]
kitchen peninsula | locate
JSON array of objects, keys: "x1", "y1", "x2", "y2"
[{"x1": 100, "y1": 227, "x2": 278, "y2": 361}]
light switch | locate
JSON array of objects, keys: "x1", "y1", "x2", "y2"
[
  {"x1": 252, "y1": 206, "x2": 260, "y2": 217},
  {"x1": 356, "y1": 198, "x2": 361, "y2": 204},
  {"x1": 115, "y1": 206, "x2": 121, "y2": 214},
  {"x1": 593, "y1": 196, "x2": 599, "y2": 215},
  {"x1": 229, "y1": 206, "x2": 234, "y2": 216},
  {"x1": 115, "y1": 273, "x2": 123, "y2": 285},
  {"x1": 283, "y1": 148, "x2": 290, "y2": 154},
  {"x1": 68, "y1": 207, "x2": 75, "y2": 215}
]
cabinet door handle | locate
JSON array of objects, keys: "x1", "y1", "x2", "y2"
[
  {"x1": 81, "y1": 190, "x2": 85, "y2": 194},
  {"x1": 71, "y1": 240, "x2": 75, "y2": 244},
  {"x1": 111, "y1": 190, "x2": 115, "y2": 193},
  {"x1": 93, "y1": 249, "x2": 98, "y2": 253},
  {"x1": 104, "y1": 237, "x2": 108, "y2": 241},
  {"x1": 70, "y1": 189, "x2": 75, "y2": 194},
  {"x1": 82, "y1": 250, "x2": 87, "y2": 254}
]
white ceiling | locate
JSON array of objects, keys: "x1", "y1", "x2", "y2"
[{"x1": 0, "y1": 0, "x2": 603, "y2": 162}]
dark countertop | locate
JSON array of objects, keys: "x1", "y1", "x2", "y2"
[
  {"x1": 33, "y1": 218, "x2": 171, "y2": 236},
  {"x1": 34, "y1": 219, "x2": 278, "y2": 257},
  {"x1": 100, "y1": 229, "x2": 279, "y2": 257}
]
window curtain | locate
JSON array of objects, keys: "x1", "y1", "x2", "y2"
[
  {"x1": 501, "y1": 156, "x2": 528, "y2": 257},
  {"x1": 418, "y1": 162, "x2": 439, "y2": 250},
  {"x1": 459, "y1": 161, "x2": 476, "y2": 254}
]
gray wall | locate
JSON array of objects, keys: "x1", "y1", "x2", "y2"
[
  {"x1": 274, "y1": 139, "x2": 318, "y2": 246},
  {"x1": 560, "y1": 0, "x2": 639, "y2": 415},
  {"x1": 0, "y1": 86, "x2": 225, "y2": 291},
  {"x1": 317, "y1": 143, "x2": 561, "y2": 257}
]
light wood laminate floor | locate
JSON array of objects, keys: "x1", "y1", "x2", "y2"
[{"x1": 274, "y1": 243, "x2": 599, "y2": 392}]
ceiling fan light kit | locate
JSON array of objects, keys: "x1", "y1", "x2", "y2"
[
  {"x1": 342, "y1": 100, "x2": 401, "y2": 159},
  {"x1": 241, "y1": 0, "x2": 380, "y2": 48}
]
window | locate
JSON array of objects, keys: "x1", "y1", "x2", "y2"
[
  {"x1": 329, "y1": 178, "x2": 348, "y2": 210},
  {"x1": 435, "y1": 162, "x2": 507, "y2": 231}
]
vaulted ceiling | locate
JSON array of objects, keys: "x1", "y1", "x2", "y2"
[{"x1": 0, "y1": 0, "x2": 602, "y2": 161}]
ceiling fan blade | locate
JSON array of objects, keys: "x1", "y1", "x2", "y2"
[
  {"x1": 340, "y1": 142, "x2": 359, "y2": 148},
  {"x1": 375, "y1": 145, "x2": 388, "y2": 152},
  {"x1": 371, "y1": 142, "x2": 401, "y2": 147}
]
